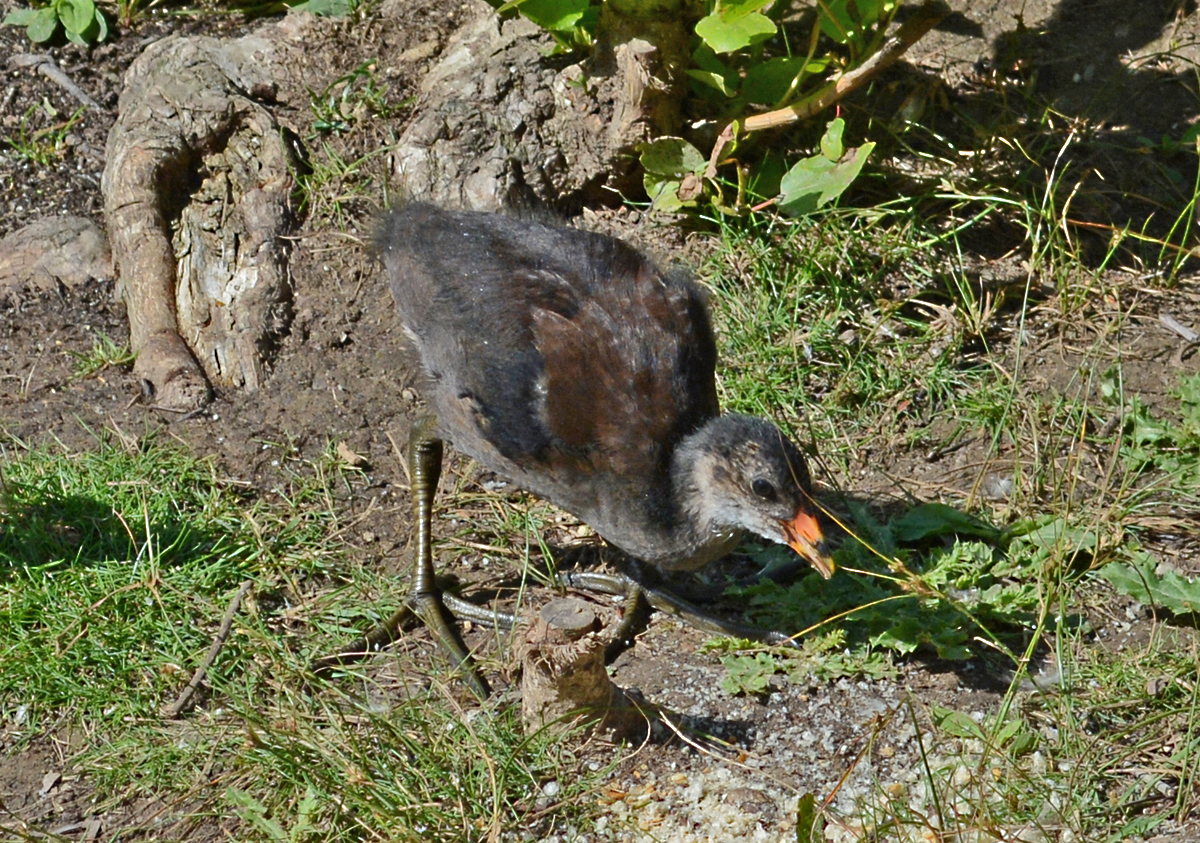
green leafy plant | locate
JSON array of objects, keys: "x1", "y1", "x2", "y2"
[
  {"x1": 1106, "y1": 371, "x2": 1200, "y2": 487},
  {"x1": 495, "y1": 0, "x2": 596, "y2": 51},
  {"x1": 705, "y1": 627, "x2": 896, "y2": 696},
  {"x1": 1099, "y1": 551, "x2": 1200, "y2": 620},
  {"x1": 930, "y1": 705, "x2": 1039, "y2": 757},
  {"x1": 640, "y1": 135, "x2": 708, "y2": 213},
  {"x1": 713, "y1": 501, "x2": 1045, "y2": 692},
  {"x1": 640, "y1": 118, "x2": 874, "y2": 214},
  {"x1": 227, "y1": 786, "x2": 321, "y2": 843},
  {"x1": 674, "y1": 0, "x2": 950, "y2": 214},
  {"x1": 2, "y1": 0, "x2": 107, "y2": 45},
  {"x1": 68, "y1": 333, "x2": 136, "y2": 379},
  {"x1": 308, "y1": 60, "x2": 412, "y2": 135},
  {"x1": 643, "y1": 0, "x2": 906, "y2": 214},
  {"x1": 496, "y1": 0, "x2": 945, "y2": 216},
  {"x1": 774, "y1": 116, "x2": 874, "y2": 214},
  {"x1": 4, "y1": 103, "x2": 85, "y2": 166}
]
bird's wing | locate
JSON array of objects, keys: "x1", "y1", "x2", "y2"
[
  {"x1": 381, "y1": 204, "x2": 719, "y2": 481},
  {"x1": 529, "y1": 259, "x2": 719, "y2": 478}
]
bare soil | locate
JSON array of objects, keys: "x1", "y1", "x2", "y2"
[{"x1": 3, "y1": 1, "x2": 1200, "y2": 840}]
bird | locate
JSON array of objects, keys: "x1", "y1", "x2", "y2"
[{"x1": 354, "y1": 202, "x2": 834, "y2": 695}]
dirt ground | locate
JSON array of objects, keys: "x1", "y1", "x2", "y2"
[{"x1": 3, "y1": 0, "x2": 1200, "y2": 840}]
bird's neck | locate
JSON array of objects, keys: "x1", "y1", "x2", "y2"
[{"x1": 643, "y1": 430, "x2": 743, "y2": 571}]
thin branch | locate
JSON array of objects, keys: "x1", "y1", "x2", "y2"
[
  {"x1": 8, "y1": 54, "x2": 105, "y2": 113},
  {"x1": 706, "y1": 0, "x2": 949, "y2": 179},
  {"x1": 163, "y1": 580, "x2": 253, "y2": 718}
]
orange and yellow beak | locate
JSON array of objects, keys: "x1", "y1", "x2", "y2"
[{"x1": 780, "y1": 508, "x2": 835, "y2": 579}]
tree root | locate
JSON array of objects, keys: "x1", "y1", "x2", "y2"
[{"x1": 101, "y1": 22, "x2": 307, "y2": 412}]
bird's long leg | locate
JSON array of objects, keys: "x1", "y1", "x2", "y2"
[
  {"x1": 403, "y1": 415, "x2": 491, "y2": 698},
  {"x1": 312, "y1": 417, "x2": 497, "y2": 696},
  {"x1": 557, "y1": 568, "x2": 798, "y2": 648},
  {"x1": 428, "y1": 564, "x2": 799, "y2": 652},
  {"x1": 315, "y1": 424, "x2": 795, "y2": 681}
]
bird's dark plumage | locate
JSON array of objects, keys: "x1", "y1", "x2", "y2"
[{"x1": 377, "y1": 203, "x2": 831, "y2": 576}]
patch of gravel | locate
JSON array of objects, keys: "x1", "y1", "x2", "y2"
[{"x1": 588, "y1": 620, "x2": 982, "y2": 842}]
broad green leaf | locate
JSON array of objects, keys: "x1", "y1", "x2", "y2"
[
  {"x1": 870, "y1": 609, "x2": 971, "y2": 660},
  {"x1": 26, "y1": 6, "x2": 59, "y2": 42},
  {"x1": 870, "y1": 620, "x2": 921, "y2": 655},
  {"x1": 716, "y1": 0, "x2": 773, "y2": 17},
  {"x1": 56, "y1": 0, "x2": 93, "y2": 34},
  {"x1": 932, "y1": 706, "x2": 984, "y2": 739},
  {"x1": 795, "y1": 793, "x2": 823, "y2": 843},
  {"x1": 645, "y1": 174, "x2": 686, "y2": 212},
  {"x1": 2, "y1": 8, "x2": 40, "y2": 25},
  {"x1": 227, "y1": 788, "x2": 290, "y2": 842},
  {"x1": 689, "y1": 43, "x2": 737, "y2": 97},
  {"x1": 1024, "y1": 518, "x2": 1097, "y2": 554},
  {"x1": 91, "y1": 6, "x2": 106, "y2": 40},
  {"x1": 1099, "y1": 554, "x2": 1200, "y2": 618},
  {"x1": 994, "y1": 718, "x2": 1023, "y2": 745},
  {"x1": 746, "y1": 149, "x2": 786, "y2": 201},
  {"x1": 993, "y1": 717, "x2": 1039, "y2": 755},
  {"x1": 720, "y1": 652, "x2": 777, "y2": 694},
  {"x1": 695, "y1": 10, "x2": 775, "y2": 54},
  {"x1": 640, "y1": 136, "x2": 705, "y2": 176},
  {"x1": 1127, "y1": 401, "x2": 1172, "y2": 447},
  {"x1": 820, "y1": 119, "x2": 844, "y2": 159},
  {"x1": 515, "y1": 0, "x2": 589, "y2": 32},
  {"x1": 818, "y1": 0, "x2": 894, "y2": 45},
  {"x1": 640, "y1": 137, "x2": 706, "y2": 210},
  {"x1": 687, "y1": 68, "x2": 737, "y2": 97},
  {"x1": 741, "y1": 56, "x2": 826, "y2": 105},
  {"x1": 890, "y1": 503, "x2": 998, "y2": 543},
  {"x1": 289, "y1": 0, "x2": 355, "y2": 16},
  {"x1": 1009, "y1": 731, "x2": 1038, "y2": 756},
  {"x1": 777, "y1": 119, "x2": 873, "y2": 216}
]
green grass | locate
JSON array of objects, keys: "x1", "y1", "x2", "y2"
[
  {"x1": 0, "y1": 432, "x2": 602, "y2": 838},
  {"x1": 3, "y1": 102, "x2": 85, "y2": 166},
  {"x1": 701, "y1": 212, "x2": 1007, "y2": 470},
  {"x1": 817, "y1": 623, "x2": 1200, "y2": 842},
  {"x1": 695, "y1": 171, "x2": 1200, "y2": 838},
  {"x1": 67, "y1": 332, "x2": 136, "y2": 379}
]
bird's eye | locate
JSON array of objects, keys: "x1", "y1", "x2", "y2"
[{"x1": 751, "y1": 478, "x2": 776, "y2": 500}]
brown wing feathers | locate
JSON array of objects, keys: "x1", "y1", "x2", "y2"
[
  {"x1": 530, "y1": 254, "x2": 717, "y2": 479},
  {"x1": 381, "y1": 205, "x2": 718, "y2": 480}
]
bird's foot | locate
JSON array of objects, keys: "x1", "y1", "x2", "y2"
[
  {"x1": 556, "y1": 568, "x2": 800, "y2": 649},
  {"x1": 310, "y1": 590, "x2": 509, "y2": 699}
]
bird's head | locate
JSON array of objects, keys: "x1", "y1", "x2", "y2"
[{"x1": 679, "y1": 414, "x2": 834, "y2": 578}]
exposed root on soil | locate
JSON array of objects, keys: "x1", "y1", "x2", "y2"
[{"x1": 101, "y1": 22, "x2": 307, "y2": 412}]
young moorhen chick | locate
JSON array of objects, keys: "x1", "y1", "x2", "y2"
[{"x1": 367, "y1": 203, "x2": 833, "y2": 694}]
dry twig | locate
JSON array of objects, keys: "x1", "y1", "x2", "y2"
[{"x1": 163, "y1": 579, "x2": 252, "y2": 718}]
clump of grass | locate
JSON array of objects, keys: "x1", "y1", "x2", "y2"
[
  {"x1": 224, "y1": 676, "x2": 598, "y2": 842},
  {"x1": 0, "y1": 431, "x2": 604, "y2": 839},
  {"x1": 820, "y1": 625, "x2": 1200, "y2": 842},
  {"x1": 67, "y1": 332, "x2": 135, "y2": 379},
  {"x1": 702, "y1": 212, "x2": 1003, "y2": 468},
  {"x1": 0, "y1": 435, "x2": 300, "y2": 734},
  {"x1": 3, "y1": 102, "x2": 86, "y2": 166}
]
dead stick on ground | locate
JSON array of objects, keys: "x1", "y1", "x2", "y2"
[
  {"x1": 8, "y1": 54, "x2": 104, "y2": 113},
  {"x1": 164, "y1": 579, "x2": 253, "y2": 718},
  {"x1": 1160, "y1": 311, "x2": 1200, "y2": 342}
]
